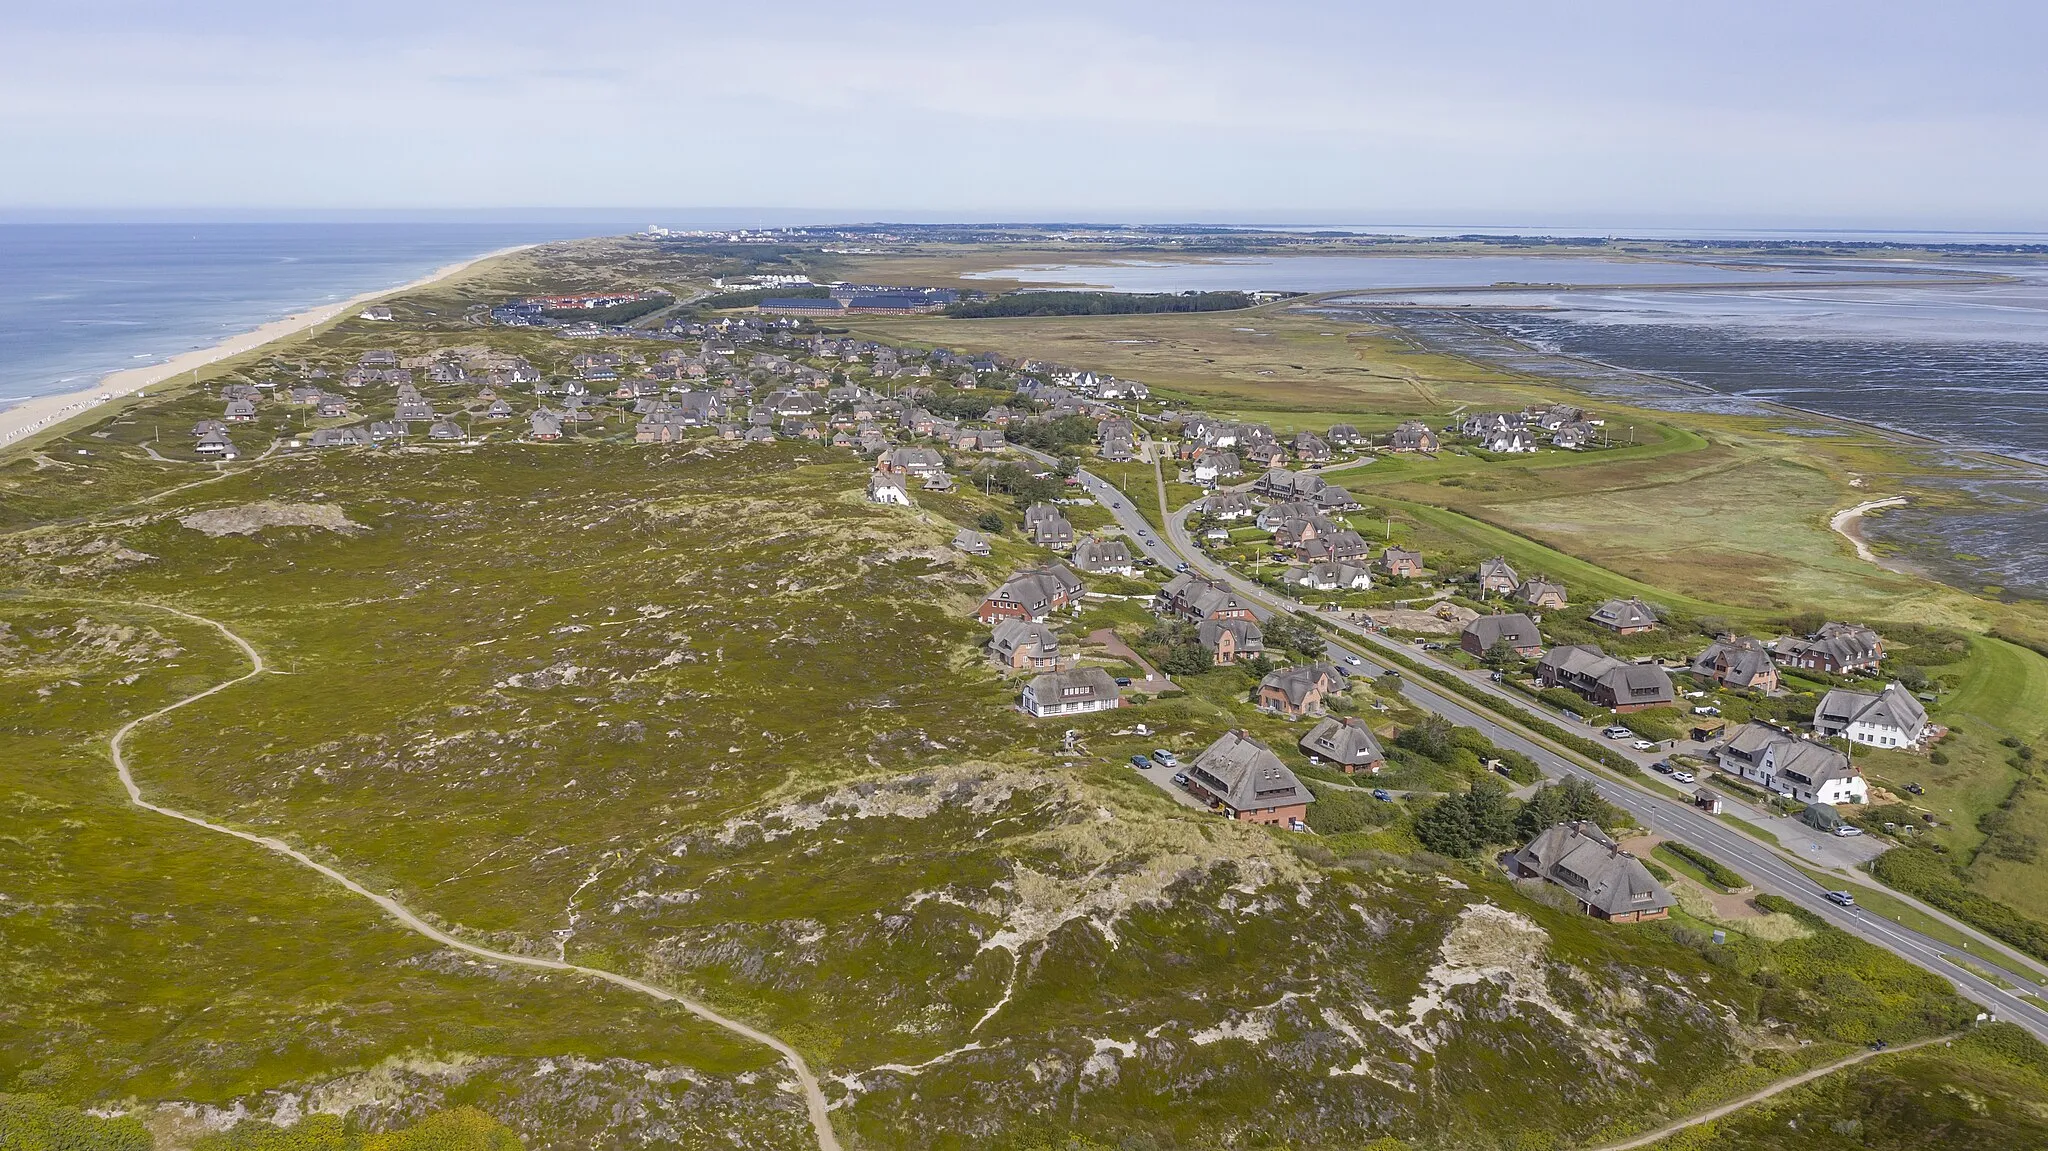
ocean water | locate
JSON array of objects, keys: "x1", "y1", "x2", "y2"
[
  {"x1": 1300, "y1": 262, "x2": 2048, "y2": 598},
  {"x1": 1349, "y1": 265, "x2": 2048, "y2": 467},
  {"x1": 0, "y1": 222, "x2": 609, "y2": 407}
]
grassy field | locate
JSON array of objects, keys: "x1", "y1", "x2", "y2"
[
  {"x1": 0, "y1": 600, "x2": 805, "y2": 1148},
  {"x1": 9, "y1": 238, "x2": 2048, "y2": 1147},
  {"x1": 1638, "y1": 1025, "x2": 2048, "y2": 1151}
]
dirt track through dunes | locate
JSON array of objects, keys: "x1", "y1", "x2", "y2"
[
  {"x1": 1583, "y1": 1031, "x2": 1958, "y2": 1150},
  {"x1": 98, "y1": 599, "x2": 842, "y2": 1151}
]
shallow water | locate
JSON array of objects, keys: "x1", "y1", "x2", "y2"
[{"x1": 968, "y1": 254, "x2": 1936, "y2": 294}]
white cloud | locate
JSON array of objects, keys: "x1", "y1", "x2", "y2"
[{"x1": 1, "y1": 1, "x2": 2044, "y2": 226}]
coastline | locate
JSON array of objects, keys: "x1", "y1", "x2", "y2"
[
  {"x1": 1830, "y1": 496, "x2": 1909, "y2": 566},
  {"x1": 0, "y1": 243, "x2": 534, "y2": 451}
]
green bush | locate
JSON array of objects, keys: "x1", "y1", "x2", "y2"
[
  {"x1": 1753, "y1": 892, "x2": 1823, "y2": 926},
  {"x1": 1658, "y1": 842, "x2": 1746, "y2": 890},
  {"x1": 0, "y1": 1095, "x2": 151, "y2": 1151}
]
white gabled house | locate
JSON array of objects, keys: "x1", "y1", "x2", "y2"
[
  {"x1": 867, "y1": 470, "x2": 913, "y2": 506},
  {"x1": 1814, "y1": 683, "x2": 1928, "y2": 749}
]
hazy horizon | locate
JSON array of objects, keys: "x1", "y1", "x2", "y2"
[{"x1": 5, "y1": 2, "x2": 2046, "y2": 229}]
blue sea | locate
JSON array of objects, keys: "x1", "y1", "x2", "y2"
[{"x1": 0, "y1": 222, "x2": 612, "y2": 407}]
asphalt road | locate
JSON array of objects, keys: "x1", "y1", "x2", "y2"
[{"x1": 1042, "y1": 442, "x2": 2048, "y2": 1041}]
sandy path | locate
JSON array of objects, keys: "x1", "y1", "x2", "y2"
[
  {"x1": 0, "y1": 244, "x2": 534, "y2": 451},
  {"x1": 1828, "y1": 496, "x2": 1907, "y2": 564},
  {"x1": 98, "y1": 599, "x2": 841, "y2": 1151},
  {"x1": 1583, "y1": 1031, "x2": 1958, "y2": 1150}
]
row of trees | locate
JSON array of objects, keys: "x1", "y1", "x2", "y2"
[
  {"x1": 1008, "y1": 415, "x2": 1097, "y2": 453},
  {"x1": 1413, "y1": 776, "x2": 1621, "y2": 858}
]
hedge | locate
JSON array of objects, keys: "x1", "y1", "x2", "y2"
[
  {"x1": 1658, "y1": 841, "x2": 1746, "y2": 891},
  {"x1": 1755, "y1": 892, "x2": 1828, "y2": 929}
]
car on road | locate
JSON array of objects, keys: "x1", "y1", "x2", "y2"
[
  {"x1": 1833, "y1": 824, "x2": 1864, "y2": 837},
  {"x1": 1345, "y1": 656, "x2": 1363, "y2": 667},
  {"x1": 1171, "y1": 772, "x2": 1191, "y2": 789},
  {"x1": 1631, "y1": 739, "x2": 1656, "y2": 751},
  {"x1": 1671, "y1": 771, "x2": 1696, "y2": 784},
  {"x1": 1372, "y1": 788, "x2": 1393, "y2": 802},
  {"x1": 1151, "y1": 750, "x2": 1179, "y2": 768},
  {"x1": 1130, "y1": 755, "x2": 1151, "y2": 769},
  {"x1": 1174, "y1": 562, "x2": 1190, "y2": 572},
  {"x1": 1824, "y1": 890, "x2": 1856, "y2": 907},
  {"x1": 1603, "y1": 726, "x2": 1633, "y2": 740}
]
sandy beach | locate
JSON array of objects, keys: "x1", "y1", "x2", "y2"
[
  {"x1": 0, "y1": 243, "x2": 534, "y2": 451},
  {"x1": 1830, "y1": 495, "x2": 1909, "y2": 564}
]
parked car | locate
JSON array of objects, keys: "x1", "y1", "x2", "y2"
[
  {"x1": 1151, "y1": 750, "x2": 1179, "y2": 768},
  {"x1": 1651, "y1": 761, "x2": 1675, "y2": 774},
  {"x1": 1904, "y1": 782, "x2": 1925, "y2": 795},
  {"x1": 1114, "y1": 676, "x2": 1133, "y2": 687},
  {"x1": 1833, "y1": 825, "x2": 1864, "y2": 837},
  {"x1": 1171, "y1": 772, "x2": 1191, "y2": 789},
  {"x1": 1631, "y1": 739, "x2": 1656, "y2": 751},
  {"x1": 1603, "y1": 726, "x2": 1632, "y2": 740},
  {"x1": 1130, "y1": 755, "x2": 1151, "y2": 769},
  {"x1": 1691, "y1": 705, "x2": 1721, "y2": 717},
  {"x1": 1672, "y1": 771, "x2": 1696, "y2": 784},
  {"x1": 1825, "y1": 890, "x2": 1856, "y2": 907},
  {"x1": 1372, "y1": 788, "x2": 1393, "y2": 802}
]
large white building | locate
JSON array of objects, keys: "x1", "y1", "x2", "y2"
[
  {"x1": 1716, "y1": 722, "x2": 1869, "y2": 805},
  {"x1": 1814, "y1": 683, "x2": 1929, "y2": 749}
]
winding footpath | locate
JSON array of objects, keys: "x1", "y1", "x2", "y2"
[
  {"x1": 1584, "y1": 1032, "x2": 1958, "y2": 1150},
  {"x1": 103, "y1": 601, "x2": 841, "y2": 1151}
]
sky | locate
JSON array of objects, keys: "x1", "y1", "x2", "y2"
[{"x1": 4, "y1": 0, "x2": 2046, "y2": 230}]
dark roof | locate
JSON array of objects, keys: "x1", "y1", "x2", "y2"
[{"x1": 1189, "y1": 731, "x2": 1314, "y2": 812}]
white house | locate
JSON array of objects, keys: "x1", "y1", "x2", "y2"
[
  {"x1": 1716, "y1": 722, "x2": 1868, "y2": 805},
  {"x1": 867, "y1": 470, "x2": 913, "y2": 507},
  {"x1": 1019, "y1": 667, "x2": 1121, "y2": 718},
  {"x1": 1814, "y1": 683, "x2": 1928, "y2": 749}
]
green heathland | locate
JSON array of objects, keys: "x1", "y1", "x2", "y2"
[{"x1": 5, "y1": 237, "x2": 2048, "y2": 1148}]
